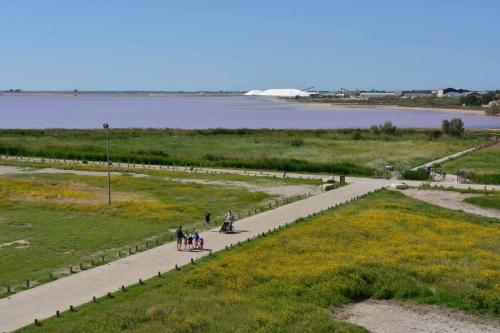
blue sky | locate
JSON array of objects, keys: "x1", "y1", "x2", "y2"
[{"x1": 1, "y1": 0, "x2": 499, "y2": 91}]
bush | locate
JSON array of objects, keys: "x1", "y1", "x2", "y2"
[
  {"x1": 370, "y1": 122, "x2": 397, "y2": 136},
  {"x1": 370, "y1": 125, "x2": 381, "y2": 135},
  {"x1": 461, "y1": 94, "x2": 482, "y2": 106},
  {"x1": 403, "y1": 168, "x2": 429, "y2": 180},
  {"x1": 290, "y1": 138, "x2": 304, "y2": 147},
  {"x1": 204, "y1": 153, "x2": 223, "y2": 161},
  {"x1": 442, "y1": 118, "x2": 464, "y2": 138},
  {"x1": 485, "y1": 106, "x2": 500, "y2": 116},
  {"x1": 351, "y1": 129, "x2": 363, "y2": 140},
  {"x1": 442, "y1": 120, "x2": 450, "y2": 135},
  {"x1": 427, "y1": 130, "x2": 442, "y2": 139},
  {"x1": 380, "y1": 121, "x2": 397, "y2": 135},
  {"x1": 469, "y1": 173, "x2": 500, "y2": 185}
]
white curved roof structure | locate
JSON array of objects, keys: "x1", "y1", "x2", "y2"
[
  {"x1": 245, "y1": 90, "x2": 264, "y2": 96},
  {"x1": 245, "y1": 88, "x2": 313, "y2": 97}
]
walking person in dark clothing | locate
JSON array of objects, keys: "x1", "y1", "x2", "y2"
[
  {"x1": 204, "y1": 212, "x2": 211, "y2": 230},
  {"x1": 176, "y1": 226, "x2": 185, "y2": 251}
]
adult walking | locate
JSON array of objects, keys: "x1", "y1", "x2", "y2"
[
  {"x1": 204, "y1": 212, "x2": 211, "y2": 230},
  {"x1": 176, "y1": 226, "x2": 185, "y2": 251}
]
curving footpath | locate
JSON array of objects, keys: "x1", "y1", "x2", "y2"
[{"x1": 0, "y1": 178, "x2": 388, "y2": 332}]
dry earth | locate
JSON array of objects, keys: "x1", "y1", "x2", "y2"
[
  {"x1": 0, "y1": 166, "x2": 320, "y2": 198},
  {"x1": 0, "y1": 166, "x2": 120, "y2": 177},
  {"x1": 332, "y1": 300, "x2": 500, "y2": 333},
  {"x1": 398, "y1": 189, "x2": 500, "y2": 219},
  {"x1": 0, "y1": 239, "x2": 30, "y2": 249},
  {"x1": 168, "y1": 178, "x2": 320, "y2": 197},
  {"x1": 484, "y1": 142, "x2": 500, "y2": 151}
]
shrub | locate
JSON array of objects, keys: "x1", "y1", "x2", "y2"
[
  {"x1": 442, "y1": 120, "x2": 450, "y2": 135},
  {"x1": 204, "y1": 153, "x2": 223, "y2": 161},
  {"x1": 442, "y1": 118, "x2": 465, "y2": 138},
  {"x1": 449, "y1": 118, "x2": 465, "y2": 138},
  {"x1": 461, "y1": 94, "x2": 482, "y2": 106},
  {"x1": 370, "y1": 125, "x2": 381, "y2": 135},
  {"x1": 351, "y1": 129, "x2": 363, "y2": 140},
  {"x1": 427, "y1": 129, "x2": 442, "y2": 139},
  {"x1": 290, "y1": 138, "x2": 304, "y2": 147},
  {"x1": 380, "y1": 121, "x2": 397, "y2": 135},
  {"x1": 370, "y1": 121, "x2": 397, "y2": 136},
  {"x1": 485, "y1": 106, "x2": 500, "y2": 116},
  {"x1": 403, "y1": 168, "x2": 429, "y2": 180},
  {"x1": 469, "y1": 173, "x2": 500, "y2": 185}
]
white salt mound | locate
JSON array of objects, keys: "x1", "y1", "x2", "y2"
[{"x1": 245, "y1": 88, "x2": 313, "y2": 97}]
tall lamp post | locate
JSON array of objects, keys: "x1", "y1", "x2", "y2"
[{"x1": 103, "y1": 122, "x2": 111, "y2": 206}]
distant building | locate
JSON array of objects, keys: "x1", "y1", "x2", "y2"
[{"x1": 436, "y1": 87, "x2": 470, "y2": 97}]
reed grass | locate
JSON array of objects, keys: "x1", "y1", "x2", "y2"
[{"x1": 0, "y1": 129, "x2": 486, "y2": 176}]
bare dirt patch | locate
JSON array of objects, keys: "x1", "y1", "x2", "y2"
[
  {"x1": 332, "y1": 299, "x2": 500, "y2": 333},
  {"x1": 0, "y1": 166, "x2": 25, "y2": 175},
  {"x1": 0, "y1": 239, "x2": 30, "y2": 249},
  {"x1": 398, "y1": 189, "x2": 500, "y2": 219},
  {"x1": 483, "y1": 142, "x2": 500, "y2": 151},
  {"x1": 168, "y1": 178, "x2": 320, "y2": 197},
  {"x1": 0, "y1": 165, "x2": 147, "y2": 178},
  {"x1": 8, "y1": 222, "x2": 33, "y2": 228}
]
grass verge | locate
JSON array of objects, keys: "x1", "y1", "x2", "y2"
[{"x1": 464, "y1": 194, "x2": 500, "y2": 210}]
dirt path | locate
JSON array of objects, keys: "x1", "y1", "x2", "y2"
[
  {"x1": 0, "y1": 165, "x2": 320, "y2": 198},
  {"x1": 169, "y1": 178, "x2": 320, "y2": 197},
  {"x1": 484, "y1": 142, "x2": 500, "y2": 151},
  {"x1": 0, "y1": 239, "x2": 30, "y2": 249},
  {"x1": 332, "y1": 300, "x2": 500, "y2": 333},
  {"x1": 0, "y1": 166, "x2": 123, "y2": 177},
  {"x1": 398, "y1": 189, "x2": 500, "y2": 219}
]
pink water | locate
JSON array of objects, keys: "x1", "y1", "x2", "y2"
[{"x1": 1, "y1": 95, "x2": 498, "y2": 129}]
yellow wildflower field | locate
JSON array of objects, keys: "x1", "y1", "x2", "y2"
[{"x1": 21, "y1": 190, "x2": 499, "y2": 333}]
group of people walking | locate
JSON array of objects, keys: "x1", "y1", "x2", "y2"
[
  {"x1": 175, "y1": 210, "x2": 235, "y2": 251},
  {"x1": 175, "y1": 227, "x2": 204, "y2": 251}
]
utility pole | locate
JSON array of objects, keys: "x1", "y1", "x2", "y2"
[{"x1": 103, "y1": 122, "x2": 111, "y2": 206}]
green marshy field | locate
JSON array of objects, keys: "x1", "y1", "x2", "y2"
[
  {"x1": 17, "y1": 190, "x2": 500, "y2": 333},
  {"x1": 0, "y1": 128, "x2": 489, "y2": 176}
]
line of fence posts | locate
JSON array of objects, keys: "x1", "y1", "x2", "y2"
[
  {"x1": 2, "y1": 182, "x2": 366, "y2": 300},
  {"x1": 0, "y1": 155, "x2": 323, "y2": 295}
]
